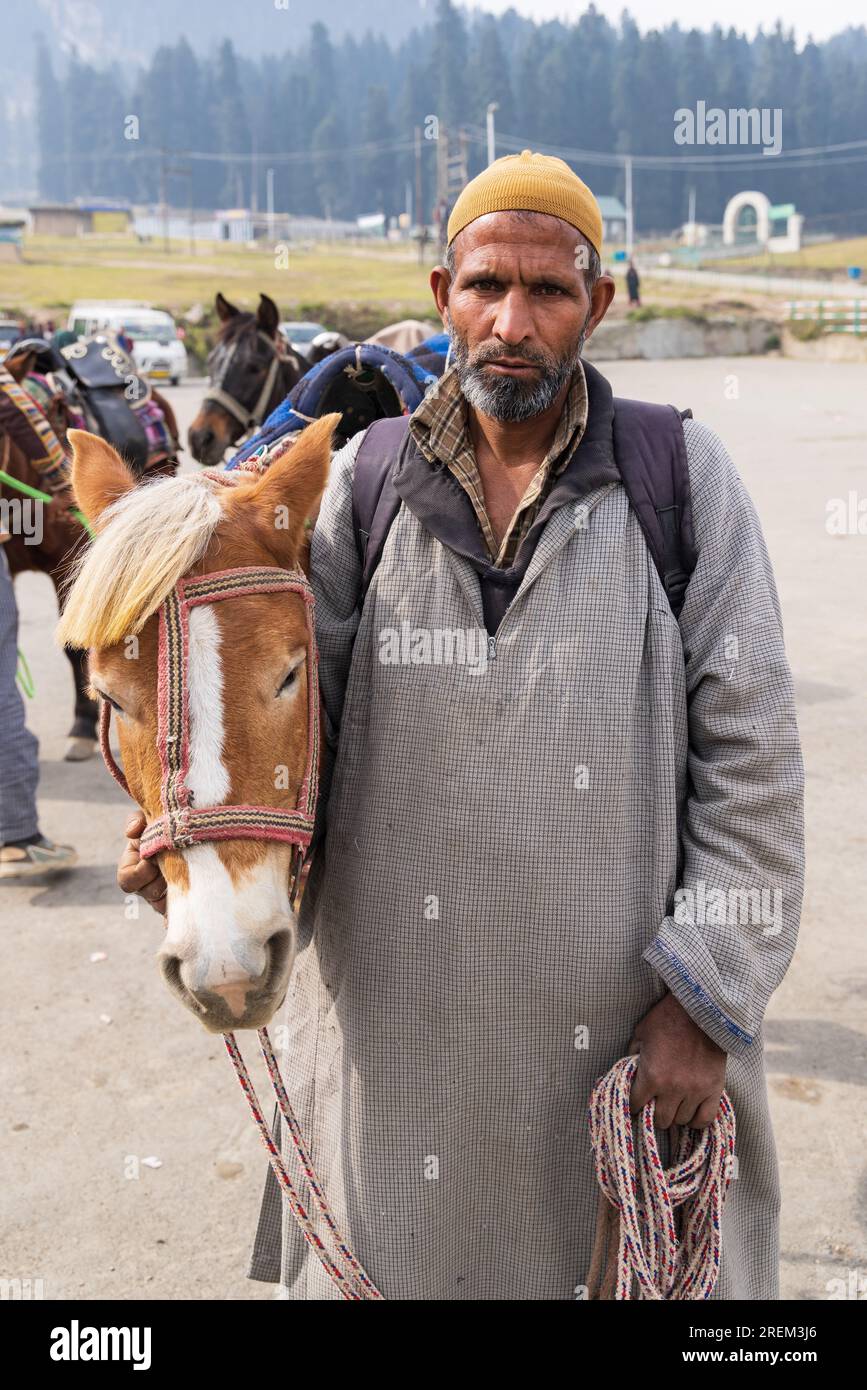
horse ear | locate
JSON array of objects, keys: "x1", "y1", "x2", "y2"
[
  {"x1": 3, "y1": 347, "x2": 36, "y2": 384},
  {"x1": 215, "y1": 292, "x2": 240, "y2": 323},
  {"x1": 247, "y1": 413, "x2": 340, "y2": 563},
  {"x1": 67, "y1": 429, "x2": 136, "y2": 528},
  {"x1": 256, "y1": 294, "x2": 280, "y2": 338}
]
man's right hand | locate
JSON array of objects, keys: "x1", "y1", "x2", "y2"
[{"x1": 118, "y1": 811, "x2": 167, "y2": 916}]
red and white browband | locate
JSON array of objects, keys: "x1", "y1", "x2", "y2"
[{"x1": 99, "y1": 565, "x2": 320, "y2": 863}]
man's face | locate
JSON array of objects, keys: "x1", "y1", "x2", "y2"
[{"x1": 433, "y1": 211, "x2": 614, "y2": 423}]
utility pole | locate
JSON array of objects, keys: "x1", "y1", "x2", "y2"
[
  {"x1": 415, "y1": 124, "x2": 424, "y2": 263},
  {"x1": 435, "y1": 127, "x2": 469, "y2": 254},
  {"x1": 486, "y1": 103, "x2": 499, "y2": 166},
  {"x1": 159, "y1": 148, "x2": 169, "y2": 254},
  {"x1": 166, "y1": 158, "x2": 193, "y2": 257},
  {"x1": 188, "y1": 168, "x2": 194, "y2": 257},
  {"x1": 250, "y1": 127, "x2": 258, "y2": 218},
  {"x1": 266, "y1": 167, "x2": 275, "y2": 242},
  {"x1": 624, "y1": 154, "x2": 634, "y2": 259}
]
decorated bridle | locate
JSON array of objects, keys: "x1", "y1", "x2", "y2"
[
  {"x1": 98, "y1": 564, "x2": 319, "y2": 898},
  {"x1": 97, "y1": 556, "x2": 383, "y2": 1299},
  {"x1": 204, "y1": 330, "x2": 285, "y2": 436}
]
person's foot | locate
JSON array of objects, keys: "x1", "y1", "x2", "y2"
[{"x1": 0, "y1": 833, "x2": 78, "y2": 879}]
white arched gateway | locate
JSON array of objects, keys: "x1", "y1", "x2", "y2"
[{"x1": 722, "y1": 190, "x2": 771, "y2": 246}]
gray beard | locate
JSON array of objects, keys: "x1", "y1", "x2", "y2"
[{"x1": 446, "y1": 313, "x2": 590, "y2": 423}]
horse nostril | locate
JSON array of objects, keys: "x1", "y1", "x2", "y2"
[
  {"x1": 158, "y1": 952, "x2": 192, "y2": 1008},
  {"x1": 266, "y1": 927, "x2": 294, "y2": 983},
  {"x1": 189, "y1": 427, "x2": 214, "y2": 457}
]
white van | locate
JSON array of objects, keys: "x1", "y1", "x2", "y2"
[{"x1": 68, "y1": 301, "x2": 189, "y2": 385}]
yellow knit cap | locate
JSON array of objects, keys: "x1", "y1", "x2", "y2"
[{"x1": 447, "y1": 149, "x2": 603, "y2": 256}]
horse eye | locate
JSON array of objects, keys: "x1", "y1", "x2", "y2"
[
  {"x1": 101, "y1": 691, "x2": 124, "y2": 713},
  {"x1": 277, "y1": 662, "x2": 303, "y2": 696}
]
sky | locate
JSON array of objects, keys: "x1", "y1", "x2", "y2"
[{"x1": 464, "y1": 0, "x2": 863, "y2": 46}]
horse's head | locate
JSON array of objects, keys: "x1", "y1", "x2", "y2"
[
  {"x1": 57, "y1": 415, "x2": 338, "y2": 1031},
  {"x1": 189, "y1": 293, "x2": 298, "y2": 467}
]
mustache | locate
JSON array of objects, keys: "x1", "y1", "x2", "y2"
[{"x1": 469, "y1": 344, "x2": 550, "y2": 369}]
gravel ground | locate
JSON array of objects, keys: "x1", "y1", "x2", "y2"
[{"x1": 2, "y1": 360, "x2": 864, "y2": 1301}]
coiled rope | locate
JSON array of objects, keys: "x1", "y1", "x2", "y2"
[{"x1": 586, "y1": 1055, "x2": 735, "y2": 1300}]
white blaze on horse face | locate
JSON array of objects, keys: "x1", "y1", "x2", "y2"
[
  {"x1": 186, "y1": 606, "x2": 229, "y2": 804},
  {"x1": 160, "y1": 604, "x2": 296, "y2": 1020}
]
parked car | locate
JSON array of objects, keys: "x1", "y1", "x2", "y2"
[
  {"x1": 0, "y1": 319, "x2": 22, "y2": 357},
  {"x1": 278, "y1": 320, "x2": 329, "y2": 361},
  {"x1": 68, "y1": 301, "x2": 189, "y2": 385}
]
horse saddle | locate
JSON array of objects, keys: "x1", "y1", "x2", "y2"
[
  {"x1": 60, "y1": 336, "x2": 150, "y2": 475},
  {"x1": 231, "y1": 341, "x2": 445, "y2": 466}
]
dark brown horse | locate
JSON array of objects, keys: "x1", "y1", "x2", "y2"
[
  {"x1": 1, "y1": 347, "x2": 180, "y2": 759},
  {"x1": 1, "y1": 430, "x2": 96, "y2": 759},
  {"x1": 188, "y1": 293, "x2": 304, "y2": 467}
]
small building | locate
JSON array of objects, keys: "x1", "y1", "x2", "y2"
[
  {"x1": 0, "y1": 215, "x2": 26, "y2": 261},
  {"x1": 28, "y1": 200, "x2": 132, "y2": 237},
  {"x1": 597, "y1": 196, "x2": 627, "y2": 244},
  {"x1": 30, "y1": 204, "x2": 90, "y2": 237}
]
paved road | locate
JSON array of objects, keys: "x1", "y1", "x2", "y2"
[{"x1": 3, "y1": 361, "x2": 864, "y2": 1300}]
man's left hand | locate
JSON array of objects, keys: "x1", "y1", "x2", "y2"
[{"x1": 627, "y1": 991, "x2": 727, "y2": 1129}]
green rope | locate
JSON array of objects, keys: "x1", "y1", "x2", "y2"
[
  {"x1": 0, "y1": 467, "x2": 94, "y2": 538},
  {"x1": 16, "y1": 648, "x2": 35, "y2": 698}
]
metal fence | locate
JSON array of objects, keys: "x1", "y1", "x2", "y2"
[{"x1": 786, "y1": 300, "x2": 867, "y2": 333}]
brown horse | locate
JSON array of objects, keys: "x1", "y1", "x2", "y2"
[
  {"x1": 56, "y1": 416, "x2": 336, "y2": 1030},
  {"x1": 1, "y1": 347, "x2": 181, "y2": 759},
  {"x1": 1, "y1": 434, "x2": 96, "y2": 758},
  {"x1": 188, "y1": 293, "x2": 304, "y2": 467}
]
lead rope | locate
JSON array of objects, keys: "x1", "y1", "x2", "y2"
[
  {"x1": 222, "y1": 1030, "x2": 382, "y2": 1299},
  {"x1": 586, "y1": 1055, "x2": 735, "y2": 1300},
  {"x1": 222, "y1": 854, "x2": 383, "y2": 1301}
]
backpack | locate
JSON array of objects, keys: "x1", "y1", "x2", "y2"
[{"x1": 351, "y1": 400, "x2": 698, "y2": 618}]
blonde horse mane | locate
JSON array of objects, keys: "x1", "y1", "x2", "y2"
[{"x1": 56, "y1": 475, "x2": 225, "y2": 649}]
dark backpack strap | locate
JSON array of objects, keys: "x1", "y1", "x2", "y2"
[
  {"x1": 351, "y1": 415, "x2": 409, "y2": 600},
  {"x1": 612, "y1": 398, "x2": 697, "y2": 618}
]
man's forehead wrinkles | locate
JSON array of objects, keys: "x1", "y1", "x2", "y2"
[{"x1": 459, "y1": 249, "x2": 579, "y2": 286}]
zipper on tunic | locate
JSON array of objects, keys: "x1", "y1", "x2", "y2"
[{"x1": 487, "y1": 634, "x2": 497, "y2": 662}]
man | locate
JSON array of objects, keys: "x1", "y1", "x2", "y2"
[
  {"x1": 121, "y1": 152, "x2": 804, "y2": 1299},
  {"x1": 626, "y1": 257, "x2": 641, "y2": 306},
  {"x1": 0, "y1": 363, "x2": 78, "y2": 876}
]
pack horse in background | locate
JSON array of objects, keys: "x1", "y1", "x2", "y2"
[
  {"x1": 188, "y1": 293, "x2": 305, "y2": 467},
  {"x1": 1, "y1": 334, "x2": 180, "y2": 759}
]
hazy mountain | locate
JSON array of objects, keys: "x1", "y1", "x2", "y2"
[{"x1": 10, "y1": 0, "x2": 435, "y2": 78}]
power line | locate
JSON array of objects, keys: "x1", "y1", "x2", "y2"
[
  {"x1": 20, "y1": 137, "x2": 421, "y2": 171},
  {"x1": 475, "y1": 125, "x2": 867, "y2": 171}
]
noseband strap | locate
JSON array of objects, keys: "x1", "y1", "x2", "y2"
[{"x1": 99, "y1": 565, "x2": 319, "y2": 864}]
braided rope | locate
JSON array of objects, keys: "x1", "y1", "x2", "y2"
[
  {"x1": 587, "y1": 1055, "x2": 735, "y2": 1300},
  {"x1": 257, "y1": 1029, "x2": 383, "y2": 1298},
  {"x1": 223, "y1": 1028, "x2": 383, "y2": 1300}
]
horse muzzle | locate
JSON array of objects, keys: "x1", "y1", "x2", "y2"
[{"x1": 158, "y1": 918, "x2": 295, "y2": 1032}]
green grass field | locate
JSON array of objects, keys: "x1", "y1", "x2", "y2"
[
  {"x1": 708, "y1": 235, "x2": 867, "y2": 274},
  {"x1": 0, "y1": 230, "x2": 810, "y2": 341},
  {"x1": 1, "y1": 234, "x2": 438, "y2": 324}
]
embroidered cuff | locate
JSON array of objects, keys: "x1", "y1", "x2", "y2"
[{"x1": 643, "y1": 920, "x2": 754, "y2": 1057}]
